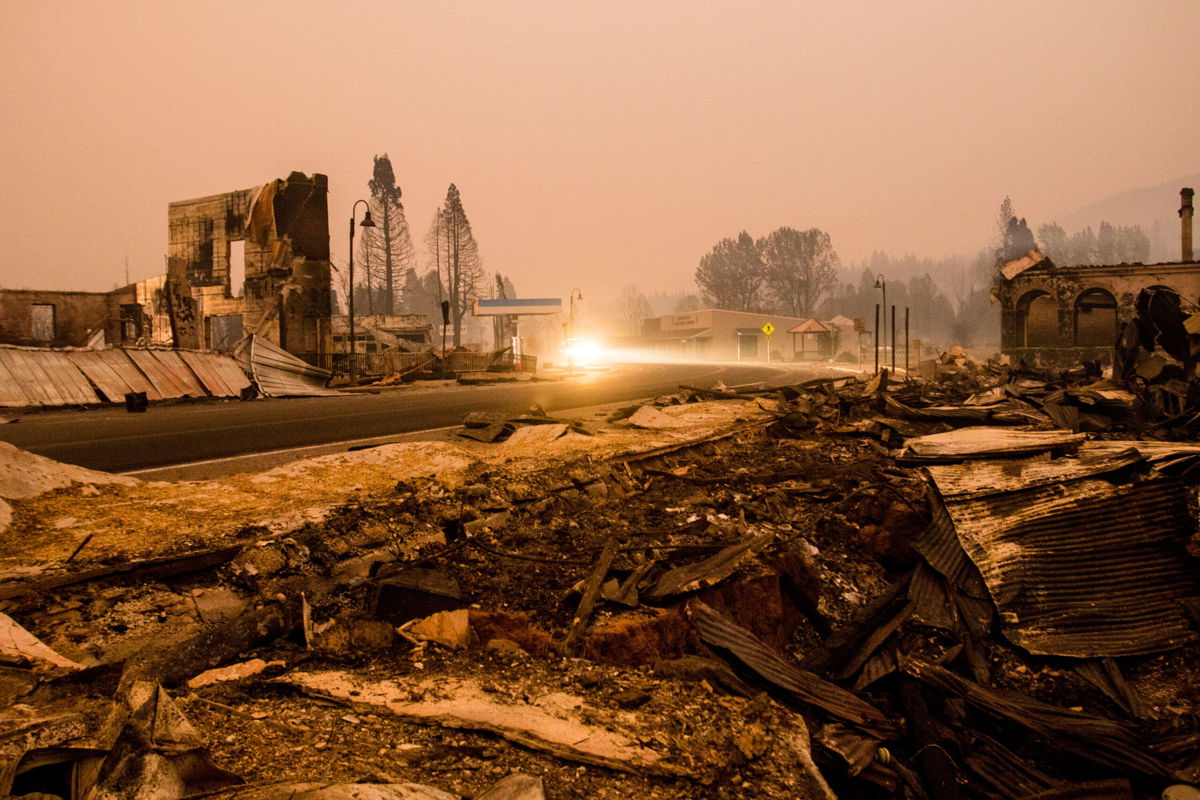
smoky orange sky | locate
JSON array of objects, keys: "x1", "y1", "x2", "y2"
[{"x1": 1, "y1": 1, "x2": 1197, "y2": 304}]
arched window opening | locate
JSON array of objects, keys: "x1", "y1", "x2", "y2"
[
  {"x1": 1017, "y1": 291, "x2": 1058, "y2": 347},
  {"x1": 1075, "y1": 288, "x2": 1118, "y2": 347}
]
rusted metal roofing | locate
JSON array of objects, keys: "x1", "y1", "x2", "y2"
[
  {"x1": 904, "y1": 659, "x2": 1172, "y2": 778},
  {"x1": 245, "y1": 335, "x2": 338, "y2": 397},
  {"x1": 0, "y1": 347, "x2": 100, "y2": 406},
  {"x1": 925, "y1": 447, "x2": 1144, "y2": 499},
  {"x1": 901, "y1": 426, "x2": 1087, "y2": 462},
  {"x1": 68, "y1": 348, "x2": 160, "y2": 402},
  {"x1": 928, "y1": 455, "x2": 1200, "y2": 657},
  {"x1": 125, "y1": 348, "x2": 207, "y2": 398},
  {"x1": 178, "y1": 350, "x2": 251, "y2": 398},
  {"x1": 2, "y1": 346, "x2": 255, "y2": 407},
  {"x1": 0, "y1": 350, "x2": 31, "y2": 407},
  {"x1": 1083, "y1": 439, "x2": 1200, "y2": 471},
  {"x1": 686, "y1": 600, "x2": 898, "y2": 738},
  {"x1": 912, "y1": 493, "x2": 988, "y2": 597}
]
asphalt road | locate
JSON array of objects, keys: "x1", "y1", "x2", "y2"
[{"x1": 0, "y1": 362, "x2": 818, "y2": 475}]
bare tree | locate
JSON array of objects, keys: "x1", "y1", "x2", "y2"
[
  {"x1": 618, "y1": 285, "x2": 652, "y2": 335},
  {"x1": 761, "y1": 227, "x2": 839, "y2": 317}
]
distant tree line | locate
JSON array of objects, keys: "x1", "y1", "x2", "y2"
[
  {"x1": 693, "y1": 227, "x2": 840, "y2": 317},
  {"x1": 1036, "y1": 220, "x2": 1150, "y2": 266}
]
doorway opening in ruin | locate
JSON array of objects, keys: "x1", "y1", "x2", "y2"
[
  {"x1": 1074, "y1": 288, "x2": 1117, "y2": 347},
  {"x1": 1016, "y1": 290, "x2": 1057, "y2": 347}
]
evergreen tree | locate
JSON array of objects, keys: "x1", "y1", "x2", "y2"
[
  {"x1": 425, "y1": 184, "x2": 484, "y2": 347},
  {"x1": 361, "y1": 154, "x2": 415, "y2": 315}
]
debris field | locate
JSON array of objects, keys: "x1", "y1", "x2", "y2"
[{"x1": 2, "y1": 352, "x2": 1200, "y2": 800}]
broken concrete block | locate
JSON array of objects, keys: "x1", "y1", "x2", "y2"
[
  {"x1": 401, "y1": 609, "x2": 470, "y2": 650},
  {"x1": 504, "y1": 424, "x2": 568, "y2": 447},
  {"x1": 190, "y1": 587, "x2": 247, "y2": 622}
]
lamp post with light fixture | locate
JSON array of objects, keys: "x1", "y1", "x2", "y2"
[
  {"x1": 347, "y1": 200, "x2": 376, "y2": 384},
  {"x1": 874, "y1": 274, "x2": 886, "y2": 375}
]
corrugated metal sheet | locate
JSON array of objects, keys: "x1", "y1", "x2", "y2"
[
  {"x1": 0, "y1": 349, "x2": 32, "y2": 407},
  {"x1": 0, "y1": 347, "x2": 100, "y2": 406},
  {"x1": 901, "y1": 426, "x2": 1087, "y2": 462},
  {"x1": 686, "y1": 600, "x2": 898, "y2": 738},
  {"x1": 125, "y1": 348, "x2": 205, "y2": 399},
  {"x1": 2, "y1": 346, "x2": 252, "y2": 407},
  {"x1": 905, "y1": 658, "x2": 1172, "y2": 778},
  {"x1": 246, "y1": 335, "x2": 338, "y2": 397},
  {"x1": 925, "y1": 447, "x2": 1143, "y2": 500},
  {"x1": 912, "y1": 492, "x2": 989, "y2": 598},
  {"x1": 962, "y1": 729, "x2": 1059, "y2": 799},
  {"x1": 929, "y1": 459, "x2": 1200, "y2": 657},
  {"x1": 907, "y1": 562, "x2": 958, "y2": 630},
  {"x1": 815, "y1": 723, "x2": 899, "y2": 790},
  {"x1": 178, "y1": 350, "x2": 251, "y2": 397},
  {"x1": 68, "y1": 349, "x2": 157, "y2": 402},
  {"x1": 1083, "y1": 440, "x2": 1200, "y2": 471}
]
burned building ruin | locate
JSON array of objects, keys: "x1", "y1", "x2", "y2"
[
  {"x1": 166, "y1": 171, "x2": 333, "y2": 358},
  {"x1": 997, "y1": 187, "x2": 1199, "y2": 366}
]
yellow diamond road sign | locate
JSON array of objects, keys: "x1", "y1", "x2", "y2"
[{"x1": 761, "y1": 322, "x2": 775, "y2": 336}]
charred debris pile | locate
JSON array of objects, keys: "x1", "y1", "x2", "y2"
[{"x1": 2, "y1": 350, "x2": 1200, "y2": 798}]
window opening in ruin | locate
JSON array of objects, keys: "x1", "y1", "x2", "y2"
[
  {"x1": 209, "y1": 314, "x2": 244, "y2": 352},
  {"x1": 1017, "y1": 291, "x2": 1057, "y2": 347},
  {"x1": 229, "y1": 240, "x2": 245, "y2": 298},
  {"x1": 120, "y1": 303, "x2": 142, "y2": 341},
  {"x1": 1074, "y1": 288, "x2": 1118, "y2": 347},
  {"x1": 30, "y1": 304, "x2": 55, "y2": 341}
]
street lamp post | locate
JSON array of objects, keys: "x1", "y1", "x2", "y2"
[
  {"x1": 347, "y1": 200, "x2": 375, "y2": 384},
  {"x1": 873, "y1": 274, "x2": 886, "y2": 375},
  {"x1": 568, "y1": 289, "x2": 582, "y2": 374}
]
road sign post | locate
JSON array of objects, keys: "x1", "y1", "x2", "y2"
[{"x1": 761, "y1": 322, "x2": 775, "y2": 363}]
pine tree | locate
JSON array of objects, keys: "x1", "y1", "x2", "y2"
[
  {"x1": 360, "y1": 154, "x2": 415, "y2": 315},
  {"x1": 425, "y1": 184, "x2": 484, "y2": 347}
]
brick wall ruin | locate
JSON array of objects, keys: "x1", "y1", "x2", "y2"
[
  {"x1": 997, "y1": 188, "x2": 1200, "y2": 367},
  {"x1": 166, "y1": 171, "x2": 332, "y2": 357},
  {"x1": 997, "y1": 261, "x2": 1200, "y2": 366}
]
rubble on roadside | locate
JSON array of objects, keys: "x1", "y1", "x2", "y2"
[{"x1": 1, "y1": 362, "x2": 1199, "y2": 799}]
